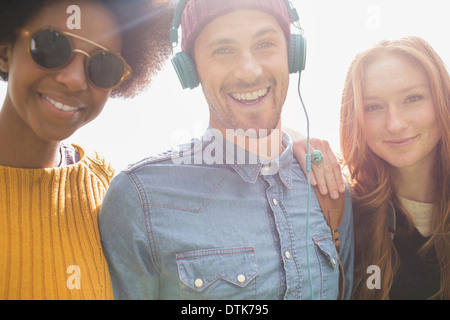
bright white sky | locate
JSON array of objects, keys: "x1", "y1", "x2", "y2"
[{"x1": 1, "y1": 0, "x2": 449, "y2": 171}]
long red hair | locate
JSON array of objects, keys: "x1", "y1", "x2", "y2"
[{"x1": 340, "y1": 36, "x2": 450, "y2": 299}]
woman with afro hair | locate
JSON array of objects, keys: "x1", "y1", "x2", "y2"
[{"x1": 0, "y1": 0, "x2": 173, "y2": 299}]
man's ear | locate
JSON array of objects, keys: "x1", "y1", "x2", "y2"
[{"x1": 0, "y1": 43, "x2": 12, "y2": 73}]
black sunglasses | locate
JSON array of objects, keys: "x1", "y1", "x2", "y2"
[{"x1": 21, "y1": 28, "x2": 132, "y2": 90}]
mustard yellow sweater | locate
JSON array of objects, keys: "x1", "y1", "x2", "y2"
[{"x1": 0, "y1": 145, "x2": 114, "y2": 300}]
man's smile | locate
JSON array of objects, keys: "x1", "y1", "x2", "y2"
[{"x1": 228, "y1": 87, "x2": 270, "y2": 105}]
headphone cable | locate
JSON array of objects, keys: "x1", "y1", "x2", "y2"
[{"x1": 297, "y1": 73, "x2": 314, "y2": 300}]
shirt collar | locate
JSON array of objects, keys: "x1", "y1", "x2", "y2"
[{"x1": 199, "y1": 128, "x2": 294, "y2": 189}]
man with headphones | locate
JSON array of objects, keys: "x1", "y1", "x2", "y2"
[{"x1": 99, "y1": 0, "x2": 354, "y2": 300}]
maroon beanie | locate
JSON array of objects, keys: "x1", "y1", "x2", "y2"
[{"x1": 180, "y1": 0, "x2": 292, "y2": 55}]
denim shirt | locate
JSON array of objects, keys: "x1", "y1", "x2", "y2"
[{"x1": 99, "y1": 129, "x2": 354, "y2": 300}]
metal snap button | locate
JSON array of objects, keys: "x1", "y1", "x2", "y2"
[
  {"x1": 237, "y1": 274, "x2": 246, "y2": 283},
  {"x1": 194, "y1": 278, "x2": 203, "y2": 288}
]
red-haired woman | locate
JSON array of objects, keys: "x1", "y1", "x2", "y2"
[{"x1": 339, "y1": 36, "x2": 449, "y2": 299}]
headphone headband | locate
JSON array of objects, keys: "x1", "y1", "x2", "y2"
[
  {"x1": 170, "y1": 0, "x2": 189, "y2": 45},
  {"x1": 170, "y1": 0, "x2": 299, "y2": 46}
]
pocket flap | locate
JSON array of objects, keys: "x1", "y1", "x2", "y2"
[
  {"x1": 313, "y1": 234, "x2": 338, "y2": 268},
  {"x1": 176, "y1": 247, "x2": 258, "y2": 291}
]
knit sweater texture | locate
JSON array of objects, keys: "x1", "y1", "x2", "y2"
[{"x1": 0, "y1": 145, "x2": 114, "y2": 300}]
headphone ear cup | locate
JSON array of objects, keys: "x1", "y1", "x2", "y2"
[
  {"x1": 288, "y1": 34, "x2": 307, "y2": 73},
  {"x1": 171, "y1": 51, "x2": 199, "y2": 89}
]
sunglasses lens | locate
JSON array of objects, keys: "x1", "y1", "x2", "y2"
[
  {"x1": 30, "y1": 30, "x2": 72, "y2": 69},
  {"x1": 88, "y1": 52, "x2": 125, "y2": 89}
]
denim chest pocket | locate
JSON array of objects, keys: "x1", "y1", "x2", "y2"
[
  {"x1": 176, "y1": 247, "x2": 258, "y2": 300},
  {"x1": 313, "y1": 234, "x2": 340, "y2": 299}
]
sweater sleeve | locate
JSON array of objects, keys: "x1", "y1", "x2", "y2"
[{"x1": 99, "y1": 171, "x2": 159, "y2": 299}]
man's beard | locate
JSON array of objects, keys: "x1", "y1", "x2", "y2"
[{"x1": 205, "y1": 79, "x2": 283, "y2": 138}]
